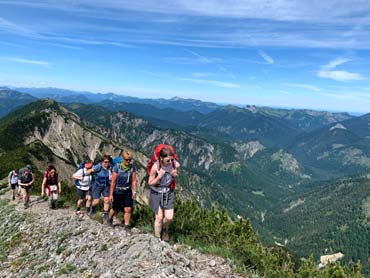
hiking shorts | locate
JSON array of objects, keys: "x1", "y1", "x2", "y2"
[
  {"x1": 92, "y1": 184, "x2": 110, "y2": 200},
  {"x1": 10, "y1": 183, "x2": 18, "y2": 190},
  {"x1": 21, "y1": 186, "x2": 31, "y2": 195},
  {"x1": 76, "y1": 188, "x2": 91, "y2": 200},
  {"x1": 112, "y1": 191, "x2": 133, "y2": 212},
  {"x1": 150, "y1": 189, "x2": 175, "y2": 214}
]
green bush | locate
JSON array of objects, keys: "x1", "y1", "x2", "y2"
[{"x1": 130, "y1": 198, "x2": 362, "y2": 278}]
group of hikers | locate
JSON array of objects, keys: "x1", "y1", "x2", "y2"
[{"x1": 7, "y1": 144, "x2": 180, "y2": 241}]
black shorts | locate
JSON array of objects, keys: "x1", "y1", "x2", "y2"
[
  {"x1": 10, "y1": 183, "x2": 18, "y2": 190},
  {"x1": 76, "y1": 188, "x2": 91, "y2": 200},
  {"x1": 112, "y1": 191, "x2": 133, "y2": 212}
]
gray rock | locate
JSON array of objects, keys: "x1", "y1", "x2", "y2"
[{"x1": 0, "y1": 194, "x2": 246, "y2": 278}]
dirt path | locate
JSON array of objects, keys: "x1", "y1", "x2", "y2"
[{"x1": 0, "y1": 187, "x2": 248, "y2": 278}]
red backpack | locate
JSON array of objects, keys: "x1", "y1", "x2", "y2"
[{"x1": 147, "y1": 144, "x2": 178, "y2": 189}]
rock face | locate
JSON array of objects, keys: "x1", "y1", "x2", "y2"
[{"x1": 0, "y1": 192, "x2": 246, "y2": 278}]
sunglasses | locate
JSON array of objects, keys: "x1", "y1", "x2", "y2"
[
  {"x1": 163, "y1": 158, "x2": 174, "y2": 163},
  {"x1": 103, "y1": 160, "x2": 110, "y2": 163},
  {"x1": 124, "y1": 158, "x2": 132, "y2": 162}
]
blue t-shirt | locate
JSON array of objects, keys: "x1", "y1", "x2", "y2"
[
  {"x1": 112, "y1": 164, "x2": 136, "y2": 189},
  {"x1": 93, "y1": 163, "x2": 111, "y2": 187}
]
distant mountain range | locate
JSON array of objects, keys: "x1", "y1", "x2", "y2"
[
  {"x1": 0, "y1": 88, "x2": 36, "y2": 118},
  {"x1": 12, "y1": 87, "x2": 220, "y2": 113}
]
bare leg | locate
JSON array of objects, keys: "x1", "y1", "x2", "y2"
[
  {"x1": 124, "y1": 207, "x2": 132, "y2": 226},
  {"x1": 154, "y1": 208, "x2": 164, "y2": 238},
  {"x1": 161, "y1": 209, "x2": 174, "y2": 241}
]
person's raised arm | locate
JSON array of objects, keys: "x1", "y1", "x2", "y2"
[{"x1": 148, "y1": 163, "x2": 165, "y2": 186}]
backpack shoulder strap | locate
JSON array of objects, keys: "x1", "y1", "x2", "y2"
[{"x1": 95, "y1": 163, "x2": 102, "y2": 174}]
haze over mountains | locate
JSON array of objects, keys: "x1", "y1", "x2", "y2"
[{"x1": 1, "y1": 87, "x2": 370, "y2": 272}]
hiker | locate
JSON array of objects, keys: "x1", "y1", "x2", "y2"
[
  {"x1": 18, "y1": 168, "x2": 34, "y2": 209},
  {"x1": 87, "y1": 155, "x2": 112, "y2": 223},
  {"x1": 72, "y1": 161, "x2": 93, "y2": 215},
  {"x1": 148, "y1": 146, "x2": 180, "y2": 241},
  {"x1": 41, "y1": 165, "x2": 62, "y2": 209},
  {"x1": 8, "y1": 169, "x2": 19, "y2": 201},
  {"x1": 108, "y1": 150, "x2": 137, "y2": 230},
  {"x1": 18, "y1": 164, "x2": 34, "y2": 198}
]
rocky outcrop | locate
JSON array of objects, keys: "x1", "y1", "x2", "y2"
[
  {"x1": 0, "y1": 191, "x2": 245, "y2": 278},
  {"x1": 233, "y1": 141, "x2": 265, "y2": 159}
]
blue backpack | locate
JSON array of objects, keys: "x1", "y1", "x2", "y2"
[{"x1": 74, "y1": 162, "x2": 85, "y2": 187}]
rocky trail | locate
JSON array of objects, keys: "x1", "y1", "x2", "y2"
[{"x1": 0, "y1": 187, "x2": 247, "y2": 278}]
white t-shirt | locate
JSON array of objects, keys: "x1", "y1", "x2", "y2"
[
  {"x1": 73, "y1": 168, "x2": 92, "y2": 190},
  {"x1": 8, "y1": 171, "x2": 19, "y2": 184}
]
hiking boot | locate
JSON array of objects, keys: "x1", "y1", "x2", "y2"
[
  {"x1": 124, "y1": 225, "x2": 131, "y2": 233},
  {"x1": 108, "y1": 218, "x2": 114, "y2": 228},
  {"x1": 103, "y1": 213, "x2": 109, "y2": 225},
  {"x1": 24, "y1": 203, "x2": 28, "y2": 209},
  {"x1": 88, "y1": 206, "x2": 96, "y2": 218},
  {"x1": 12, "y1": 195, "x2": 15, "y2": 201},
  {"x1": 161, "y1": 228, "x2": 170, "y2": 242}
]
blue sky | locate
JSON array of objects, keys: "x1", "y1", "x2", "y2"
[{"x1": 1, "y1": 1, "x2": 370, "y2": 113}]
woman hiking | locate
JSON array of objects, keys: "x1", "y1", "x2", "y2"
[
  {"x1": 8, "y1": 169, "x2": 19, "y2": 201},
  {"x1": 87, "y1": 155, "x2": 112, "y2": 224},
  {"x1": 41, "y1": 165, "x2": 62, "y2": 209},
  {"x1": 18, "y1": 168, "x2": 34, "y2": 209},
  {"x1": 148, "y1": 146, "x2": 180, "y2": 241},
  {"x1": 108, "y1": 150, "x2": 137, "y2": 231},
  {"x1": 72, "y1": 161, "x2": 93, "y2": 215}
]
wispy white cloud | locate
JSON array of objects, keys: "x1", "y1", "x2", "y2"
[
  {"x1": 0, "y1": 16, "x2": 133, "y2": 49},
  {"x1": 0, "y1": 57, "x2": 51, "y2": 67},
  {"x1": 179, "y1": 77, "x2": 240, "y2": 88},
  {"x1": 184, "y1": 49, "x2": 237, "y2": 79},
  {"x1": 318, "y1": 70, "x2": 364, "y2": 82},
  {"x1": 164, "y1": 56, "x2": 222, "y2": 65},
  {"x1": 142, "y1": 69, "x2": 239, "y2": 88},
  {"x1": 1, "y1": 1, "x2": 370, "y2": 50},
  {"x1": 12, "y1": 0, "x2": 366, "y2": 24},
  {"x1": 0, "y1": 17, "x2": 37, "y2": 36},
  {"x1": 317, "y1": 58, "x2": 365, "y2": 82},
  {"x1": 323, "y1": 58, "x2": 351, "y2": 69},
  {"x1": 257, "y1": 50, "x2": 274, "y2": 64},
  {"x1": 192, "y1": 72, "x2": 216, "y2": 78},
  {"x1": 48, "y1": 36, "x2": 134, "y2": 48},
  {"x1": 284, "y1": 83, "x2": 321, "y2": 92}
]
